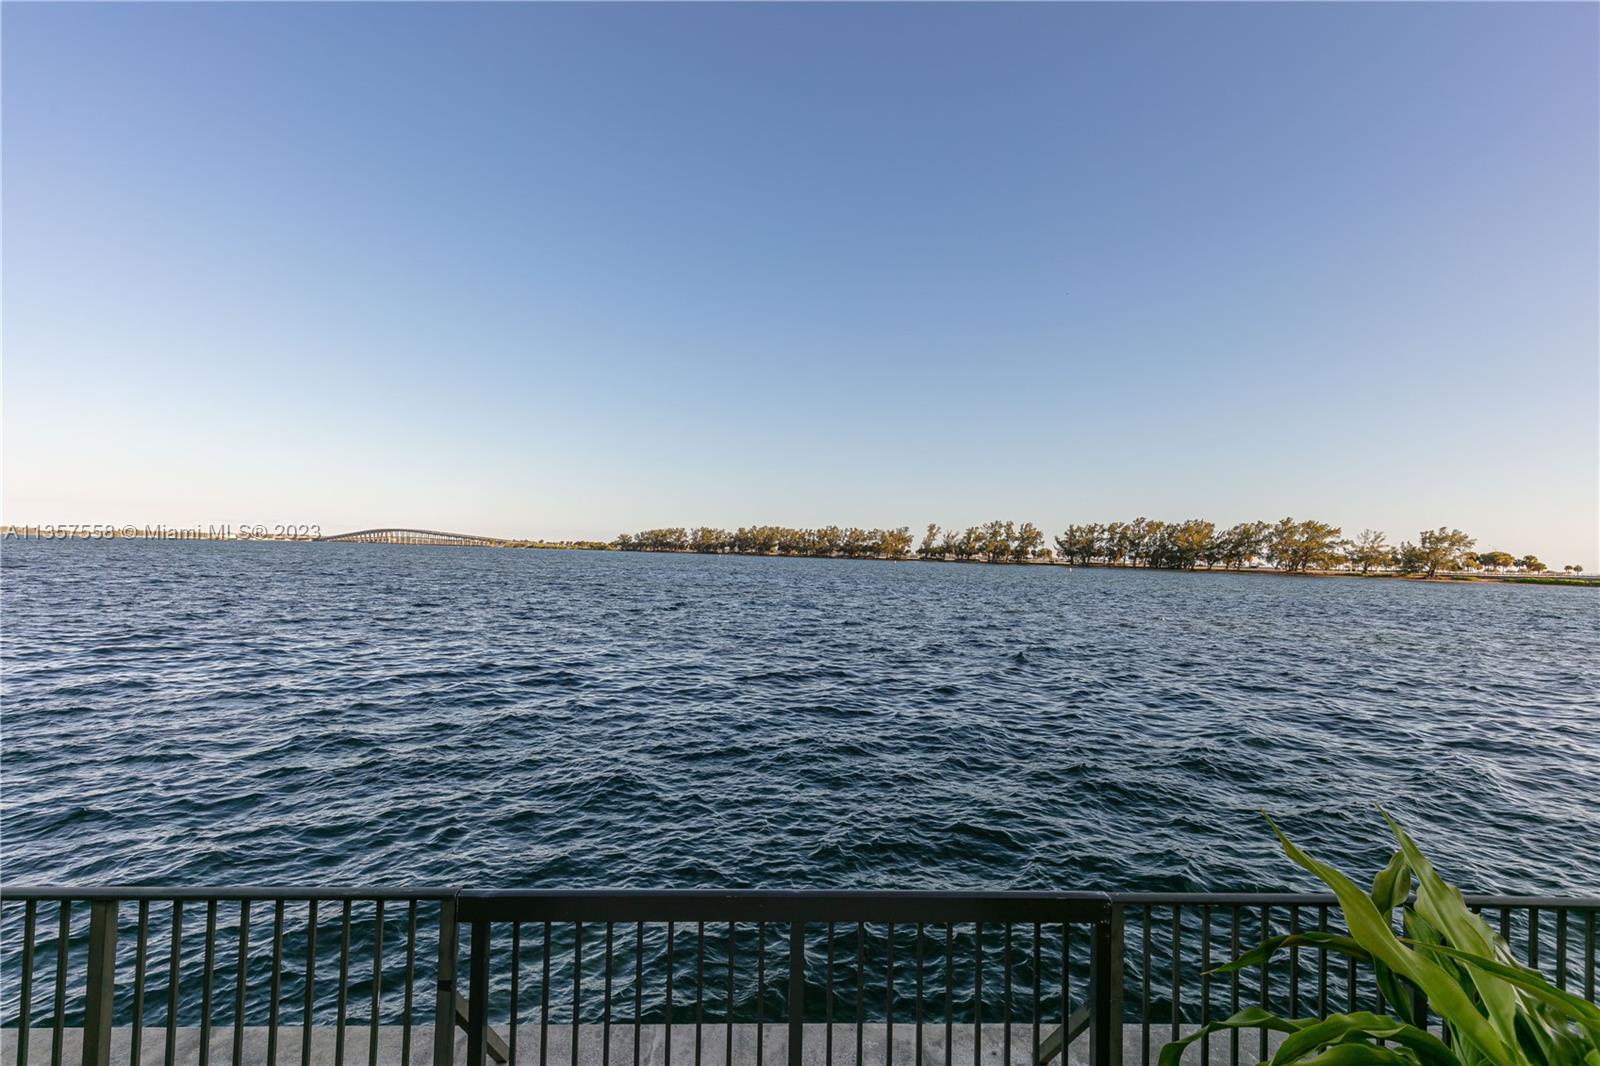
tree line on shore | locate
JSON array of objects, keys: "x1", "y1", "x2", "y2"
[{"x1": 614, "y1": 519, "x2": 1574, "y2": 577}]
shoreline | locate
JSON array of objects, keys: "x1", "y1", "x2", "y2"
[{"x1": 606, "y1": 548, "x2": 1596, "y2": 586}]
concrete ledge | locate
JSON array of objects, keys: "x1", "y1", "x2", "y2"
[{"x1": 1, "y1": 1023, "x2": 1287, "y2": 1066}]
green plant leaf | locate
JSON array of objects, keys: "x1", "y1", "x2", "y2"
[
  {"x1": 1291, "y1": 1044, "x2": 1427, "y2": 1066},
  {"x1": 1402, "y1": 939, "x2": 1600, "y2": 1044},
  {"x1": 1265, "y1": 813, "x2": 1517, "y2": 1065},
  {"x1": 1212, "y1": 931, "x2": 1373, "y2": 974},
  {"x1": 1271, "y1": 1012, "x2": 1455, "y2": 1066},
  {"x1": 1157, "y1": 1007, "x2": 1310, "y2": 1066},
  {"x1": 1371, "y1": 851, "x2": 1412, "y2": 919},
  {"x1": 1379, "y1": 810, "x2": 1525, "y2": 1053}
]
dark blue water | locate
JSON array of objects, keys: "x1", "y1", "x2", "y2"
[{"x1": 2, "y1": 540, "x2": 1596, "y2": 893}]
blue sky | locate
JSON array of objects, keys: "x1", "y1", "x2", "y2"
[{"x1": 4, "y1": 3, "x2": 1596, "y2": 564}]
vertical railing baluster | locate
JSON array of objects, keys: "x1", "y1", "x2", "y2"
[
  {"x1": 854, "y1": 924, "x2": 864, "y2": 1066},
  {"x1": 434, "y1": 897, "x2": 458, "y2": 1066},
  {"x1": 724, "y1": 924, "x2": 733, "y2": 1066},
  {"x1": 788, "y1": 922, "x2": 805, "y2": 1066},
  {"x1": 1139, "y1": 907, "x2": 1151, "y2": 1066},
  {"x1": 133, "y1": 900, "x2": 150, "y2": 1066},
  {"x1": 236, "y1": 900, "x2": 252, "y2": 1066},
  {"x1": 948, "y1": 923, "x2": 957, "y2": 1066},
  {"x1": 604, "y1": 924, "x2": 615, "y2": 1066},
  {"x1": 1584, "y1": 910, "x2": 1596, "y2": 1003},
  {"x1": 694, "y1": 922, "x2": 704, "y2": 1066},
  {"x1": 467, "y1": 921, "x2": 490, "y2": 1066},
  {"x1": 575, "y1": 922, "x2": 585, "y2": 1066},
  {"x1": 888, "y1": 923, "x2": 897, "y2": 1066},
  {"x1": 167, "y1": 901, "x2": 184, "y2": 1066},
  {"x1": 1345, "y1": 950, "x2": 1356, "y2": 1014},
  {"x1": 1258, "y1": 906, "x2": 1269, "y2": 1063},
  {"x1": 509, "y1": 923, "x2": 521, "y2": 1066},
  {"x1": 84, "y1": 899, "x2": 119, "y2": 1066},
  {"x1": 632, "y1": 925, "x2": 643, "y2": 1066},
  {"x1": 1032, "y1": 923, "x2": 1042, "y2": 1066},
  {"x1": 1555, "y1": 910, "x2": 1569, "y2": 992},
  {"x1": 1228, "y1": 907, "x2": 1239, "y2": 1066},
  {"x1": 336, "y1": 900, "x2": 352, "y2": 1066},
  {"x1": 18, "y1": 900, "x2": 37, "y2": 1066},
  {"x1": 1001, "y1": 924, "x2": 1010, "y2": 1066},
  {"x1": 824, "y1": 923, "x2": 834, "y2": 1066},
  {"x1": 1528, "y1": 909, "x2": 1541, "y2": 972},
  {"x1": 1316, "y1": 907, "x2": 1328, "y2": 1020},
  {"x1": 52, "y1": 900, "x2": 70, "y2": 1066},
  {"x1": 201, "y1": 900, "x2": 217, "y2": 1066},
  {"x1": 915, "y1": 924, "x2": 926, "y2": 1066},
  {"x1": 1171, "y1": 906, "x2": 1182, "y2": 1047},
  {"x1": 974, "y1": 922, "x2": 983, "y2": 1066},
  {"x1": 754, "y1": 923, "x2": 764, "y2": 1066},
  {"x1": 304, "y1": 901, "x2": 320, "y2": 1066},
  {"x1": 540, "y1": 923, "x2": 552, "y2": 1066},
  {"x1": 1199, "y1": 905, "x2": 1210, "y2": 1066},
  {"x1": 1288, "y1": 905, "x2": 1300, "y2": 1019},
  {"x1": 633, "y1": 925, "x2": 643, "y2": 1066},
  {"x1": 369, "y1": 901, "x2": 384, "y2": 1066},
  {"x1": 269, "y1": 901, "x2": 285, "y2": 1066},
  {"x1": 1089, "y1": 908, "x2": 1122, "y2": 1066},
  {"x1": 402, "y1": 901, "x2": 417, "y2": 1066},
  {"x1": 400, "y1": 902, "x2": 419, "y2": 1062},
  {"x1": 666, "y1": 923, "x2": 675, "y2": 1066},
  {"x1": 1057, "y1": 923, "x2": 1069, "y2": 1066}
]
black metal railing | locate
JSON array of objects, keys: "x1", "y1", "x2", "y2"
[
  {"x1": 452, "y1": 890, "x2": 1112, "y2": 1066},
  {"x1": 1, "y1": 888, "x2": 1595, "y2": 1066},
  {"x1": 1116, "y1": 893, "x2": 1600, "y2": 1066}
]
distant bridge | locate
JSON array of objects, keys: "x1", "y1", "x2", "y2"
[{"x1": 315, "y1": 528, "x2": 509, "y2": 548}]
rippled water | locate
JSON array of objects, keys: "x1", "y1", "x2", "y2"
[{"x1": 2, "y1": 540, "x2": 1596, "y2": 893}]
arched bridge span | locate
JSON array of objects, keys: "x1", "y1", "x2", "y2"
[{"x1": 316, "y1": 528, "x2": 509, "y2": 548}]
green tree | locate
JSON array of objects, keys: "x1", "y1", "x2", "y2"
[
  {"x1": 1012, "y1": 522, "x2": 1044, "y2": 561},
  {"x1": 1344, "y1": 529, "x2": 1393, "y2": 573},
  {"x1": 982, "y1": 520, "x2": 1013, "y2": 563},
  {"x1": 1217, "y1": 521, "x2": 1269, "y2": 570},
  {"x1": 917, "y1": 523, "x2": 942, "y2": 560},
  {"x1": 1415, "y1": 527, "x2": 1476, "y2": 578},
  {"x1": 1054, "y1": 524, "x2": 1101, "y2": 566},
  {"x1": 1516, "y1": 554, "x2": 1547, "y2": 573},
  {"x1": 1267, "y1": 518, "x2": 1343, "y2": 572},
  {"x1": 1169, "y1": 519, "x2": 1216, "y2": 570},
  {"x1": 815, "y1": 526, "x2": 844, "y2": 557},
  {"x1": 1395, "y1": 540, "x2": 1426, "y2": 574},
  {"x1": 1478, "y1": 550, "x2": 1515, "y2": 570},
  {"x1": 956, "y1": 526, "x2": 984, "y2": 561},
  {"x1": 879, "y1": 527, "x2": 914, "y2": 560},
  {"x1": 1102, "y1": 522, "x2": 1131, "y2": 566},
  {"x1": 691, "y1": 527, "x2": 728, "y2": 553}
]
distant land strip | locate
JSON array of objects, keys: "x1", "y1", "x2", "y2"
[
  {"x1": 613, "y1": 519, "x2": 1592, "y2": 584},
  {"x1": 2, "y1": 520, "x2": 1591, "y2": 584}
]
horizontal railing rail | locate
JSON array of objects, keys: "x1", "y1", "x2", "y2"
[{"x1": 1, "y1": 888, "x2": 1594, "y2": 1066}]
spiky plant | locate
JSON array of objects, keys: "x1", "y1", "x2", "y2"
[{"x1": 1160, "y1": 811, "x2": 1600, "y2": 1066}]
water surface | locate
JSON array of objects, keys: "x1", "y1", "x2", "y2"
[{"x1": 3, "y1": 541, "x2": 1596, "y2": 892}]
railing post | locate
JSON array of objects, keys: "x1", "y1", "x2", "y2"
[
  {"x1": 435, "y1": 898, "x2": 459, "y2": 1066},
  {"x1": 1090, "y1": 904, "x2": 1125, "y2": 1066},
  {"x1": 82, "y1": 899, "x2": 118, "y2": 1066},
  {"x1": 467, "y1": 920, "x2": 491, "y2": 1066},
  {"x1": 788, "y1": 922, "x2": 806, "y2": 1065}
]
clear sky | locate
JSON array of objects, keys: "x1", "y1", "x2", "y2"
[{"x1": 4, "y1": 3, "x2": 1596, "y2": 565}]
